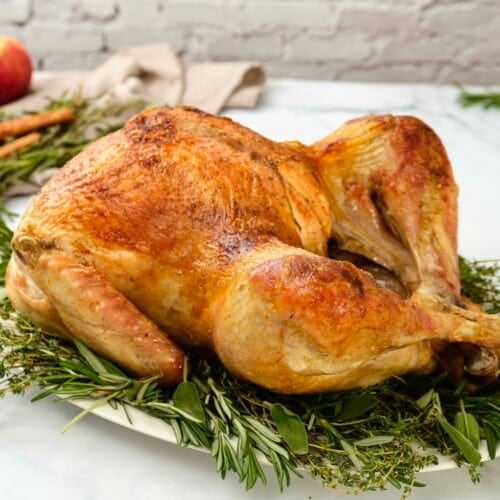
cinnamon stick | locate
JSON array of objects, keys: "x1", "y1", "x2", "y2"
[
  {"x1": 0, "y1": 108, "x2": 74, "y2": 140},
  {"x1": 0, "y1": 132, "x2": 42, "y2": 159}
]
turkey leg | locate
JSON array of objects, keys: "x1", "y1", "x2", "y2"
[
  {"x1": 14, "y1": 251, "x2": 185, "y2": 385},
  {"x1": 311, "y1": 114, "x2": 460, "y2": 303},
  {"x1": 213, "y1": 241, "x2": 500, "y2": 394}
]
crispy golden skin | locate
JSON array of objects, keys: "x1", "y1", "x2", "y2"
[{"x1": 6, "y1": 107, "x2": 500, "y2": 393}]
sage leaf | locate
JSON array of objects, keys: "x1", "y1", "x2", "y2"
[
  {"x1": 483, "y1": 421, "x2": 498, "y2": 460},
  {"x1": 416, "y1": 389, "x2": 435, "y2": 409},
  {"x1": 336, "y1": 395, "x2": 377, "y2": 421},
  {"x1": 355, "y1": 435, "x2": 395, "y2": 447},
  {"x1": 454, "y1": 411, "x2": 480, "y2": 448},
  {"x1": 270, "y1": 403, "x2": 309, "y2": 455},
  {"x1": 173, "y1": 381, "x2": 206, "y2": 424},
  {"x1": 436, "y1": 414, "x2": 482, "y2": 467}
]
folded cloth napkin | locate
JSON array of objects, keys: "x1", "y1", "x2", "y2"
[{"x1": 4, "y1": 43, "x2": 266, "y2": 115}]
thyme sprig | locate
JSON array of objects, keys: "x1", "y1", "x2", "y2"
[{"x1": 0, "y1": 98, "x2": 499, "y2": 496}]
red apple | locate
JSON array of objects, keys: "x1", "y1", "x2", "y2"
[{"x1": 0, "y1": 36, "x2": 33, "y2": 106}]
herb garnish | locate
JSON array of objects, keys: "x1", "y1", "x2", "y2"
[
  {"x1": 457, "y1": 85, "x2": 500, "y2": 110},
  {"x1": 459, "y1": 256, "x2": 499, "y2": 314},
  {"x1": 0, "y1": 99, "x2": 499, "y2": 498}
]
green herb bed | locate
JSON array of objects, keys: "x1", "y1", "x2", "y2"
[{"x1": 0, "y1": 96, "x2": 499, "y2": 499}]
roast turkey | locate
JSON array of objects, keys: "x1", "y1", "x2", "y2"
[{"x1": 6, "y1": 106, "x2": 500, "y2": 394}]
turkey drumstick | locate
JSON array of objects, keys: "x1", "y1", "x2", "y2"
[{"x1": 309, "y1": 114, "x2": 460, "y2": 303}]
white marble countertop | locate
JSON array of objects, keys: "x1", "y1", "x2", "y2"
[{"x1": 1, "y1": 78, "x2": 500, "y2": 500}]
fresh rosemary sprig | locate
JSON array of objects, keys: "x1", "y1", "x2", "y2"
[
  {"x1": 0, "y1": 99, "x2": 499, "y2": 496},
  {"x1": 457, "y1": 85, "x2": 500, "y2": 110}
]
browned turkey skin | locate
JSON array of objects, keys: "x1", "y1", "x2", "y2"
[{"x1": 6, "y1": 107, "x2": 500, "y2": 394}]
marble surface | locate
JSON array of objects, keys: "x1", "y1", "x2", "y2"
[{"x1": 1, "y1": 78, "x2": 500, "y2": 500}]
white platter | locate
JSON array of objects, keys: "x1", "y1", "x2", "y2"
[{"x1": 69, "y1": 397, "x2": 495, "y2": 474}]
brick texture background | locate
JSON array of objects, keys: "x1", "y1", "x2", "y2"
[{"x1": 1, "y1": 0, "x2": 499, "y2": 84}]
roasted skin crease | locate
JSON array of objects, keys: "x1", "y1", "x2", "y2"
[{"x1": 6, "y1": 107, "x2": 500, "y2": 393}]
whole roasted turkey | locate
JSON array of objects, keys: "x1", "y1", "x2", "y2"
[{"x1": 6, "y1": 107, "x2": 500, "y2": 394}]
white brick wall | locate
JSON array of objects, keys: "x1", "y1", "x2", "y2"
[{"x1": 1, "y1": 0, "x2": 499, "y2": 84}]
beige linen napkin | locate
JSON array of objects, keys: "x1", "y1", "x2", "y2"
[{"x1": 3, "y1": 43, "x2": 266, "y2": 115}]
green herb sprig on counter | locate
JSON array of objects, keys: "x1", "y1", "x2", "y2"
[
  {"x1": 0, "y1": 99, "x2": 499, "y2": 498},
  {"x1": 457, "y1": 85, "x2": 500, "y2": 110}
]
